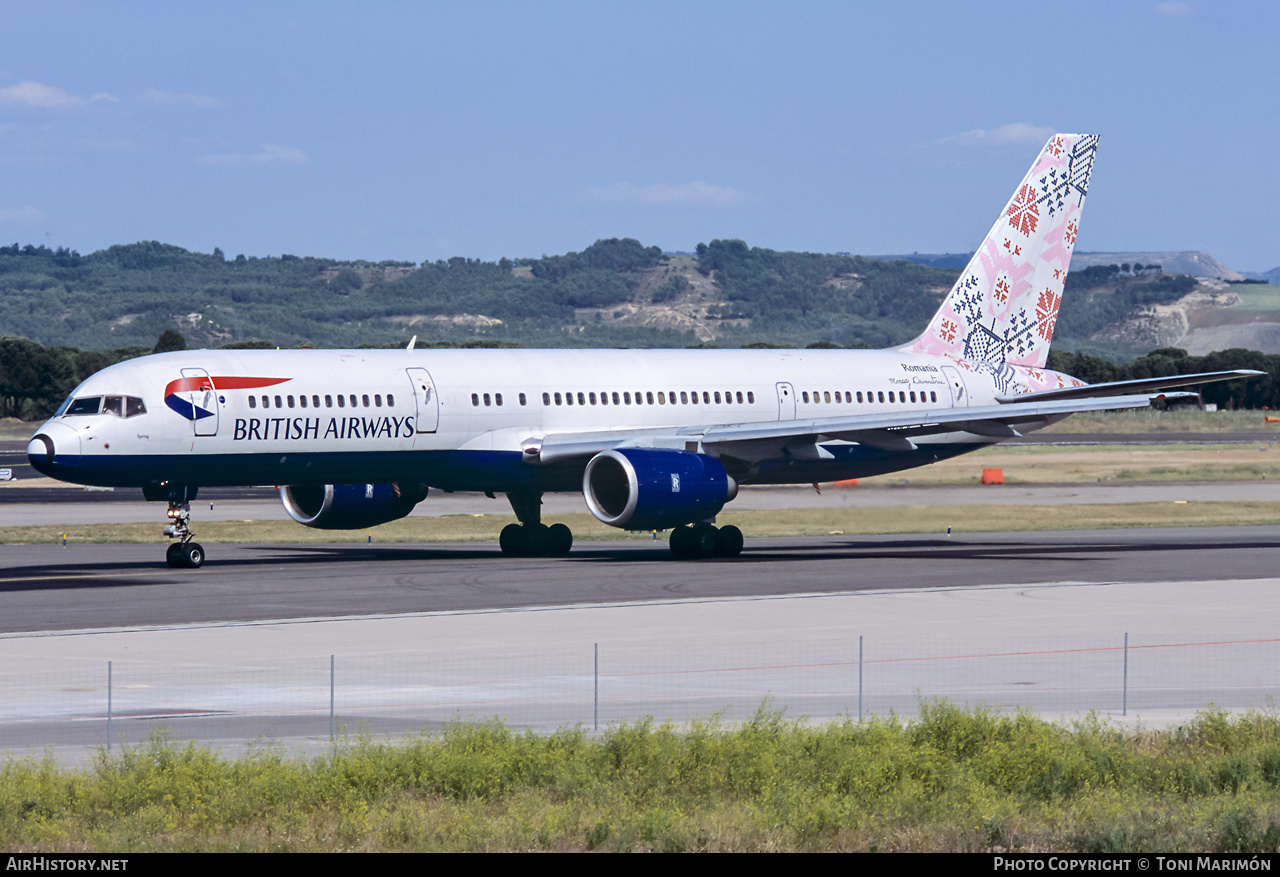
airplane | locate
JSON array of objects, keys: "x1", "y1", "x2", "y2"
[{"x1": 25, "y1": 133, "x2": 1261, "y2": 567}]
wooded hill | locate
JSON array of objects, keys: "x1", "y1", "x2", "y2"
[
  {"x1": 2, "y1": 237, "x2": 1272, "y2": 419},
  {"x1": 0, "y1": 238, "x2": 1215, "y2": 355}
]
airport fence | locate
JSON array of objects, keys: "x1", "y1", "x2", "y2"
[{"x1": 2, "y1": 632, "x2": 1279, "y2": 756}]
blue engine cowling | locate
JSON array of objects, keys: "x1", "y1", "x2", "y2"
[
  {"x1": 583, "y1": 448, "x2": 737, "y2": 531},
  {"x1": 280, "y1": 482, "x2": 428, "y2": 529}
]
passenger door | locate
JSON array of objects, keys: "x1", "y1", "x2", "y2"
[
  {"x1": 181, "y1": 367, "x2": 219, "y2": 436},
  {"x1": 406, "y1": 367, "x2": 440, "y2": 433},
  {"x1": 776, "y1": 382, "x2": 796, "y2": 420}
]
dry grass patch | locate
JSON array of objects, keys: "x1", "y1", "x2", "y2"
[
  {"x1": 5, "y1": 502, "x2": 1280, "y2": 546},
  {"x1": 860, "y1": 443, "x2": 1280, "y2": 485}
]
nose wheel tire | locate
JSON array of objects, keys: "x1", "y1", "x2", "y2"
[{"x1": 166, "y1": 542, "x2": 205, "y2": 569}]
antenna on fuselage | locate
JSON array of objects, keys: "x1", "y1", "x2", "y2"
[{"x1": 406, "y1": 335, "x2": 417, "y2": 350}]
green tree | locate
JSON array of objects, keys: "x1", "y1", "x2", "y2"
[{"x1": 152, "y1": 330, "x2": 187, "y2": 354}]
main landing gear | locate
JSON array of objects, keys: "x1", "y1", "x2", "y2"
[
  {"x1": 500, "y1": 490, "x2": 573, "y2": 557},
  {"x1": 163, "y1": 501, "x2": 205, "y2": 568},
  {"x1": 669, "y1": 523, "x2": 743, "y2": 560}
]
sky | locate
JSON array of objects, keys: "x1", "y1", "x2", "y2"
[{"x1": 1, "y1": 1, "x2": 1276, "y2": 272}]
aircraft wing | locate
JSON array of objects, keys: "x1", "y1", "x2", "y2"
[
  {"x1": 995, "y1": 370, "x2": 1264, "y2": 404},
  {"x1": 527, "y1": 392, "x2": 1165, "y2": 465}
]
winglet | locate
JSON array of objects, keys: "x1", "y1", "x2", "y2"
[
  {"x1": 904, "y1": 133, "x2": 1100, "y2": 369},
  {"x1": 406, "y1": 335, "x2": 417, "y2": 350}
]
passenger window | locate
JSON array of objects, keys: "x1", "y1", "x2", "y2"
[
  {"x1": 647, "y1": 392, "x2": 654, "y2": 404},
  {"x1": 374, "y1": 394, "x2": 382, "y2": 407},
  {"x1": 314, "y1": 395, "x2": 322, "y2": 408},
  {"x1": 287, "y1": 395, "x2": 295, "y2": 408},
  {"x1": 472, "y1": 394, "x2": 480, "y2": 406},
  {"x1": 543, "y1": 392, "x2": 551, "y2": 405},
  {"x1": 361, "y1": 395, "x2": 369, "y2": 407},
  {"x1": 856, "y1": 391, "x2": 863, "y2": 403},
  {"x1": 337, "y1": 395, "x2": 345, "y2": 408},
  {"x1": 737, "y1": 392, "x2": 744, "y2": 404},
  {"x1": 910, "y1": 391, "x2": 917, "y2": 403},
  {"x1": 275, "y1": 395, "x2": 283, "y2": 408},
  {"x1": 300, "y1": 395, "x2": 308, "y2": 408},
  {"x1": 878, "y1": 392, "x2": 885, "y2": 403},
  {"x1": 624, "y1": 392, "x2": 631, "y2": 404},
  {"x1": 747, "y1": 392, "x2": 754, "y2": 403},
  {"x1": 589, "y1": 392, "x2": 597, "y2": 405},
  {"x1": 824, "y1": 391, "x2": 831, "y2": 403},
  {"x1": 714, "y1": 392, "x2": 721, "y2": 404},
  {"x1": 802, "y1": 392, "x2": 810, "y2": 403},
  {"x1": 931, "y1": 391, "x2": 938, "y2": 403},
  {"x1": 495, "y1": 393, "x2": 503, "y2": 406},
  {"x1": 518, "y1": 393, "x2": 526, "y2": 406},
  {"x1": 261, "y1": 395, "x2": 270, "y2": 408},
  {"x1": 387, "y1": 394, "x2": 394, "y2": 407},
  {"x1": 483, "y1": 393, "x2": 491, "y2": 406},
  {"x1": 325, "y1": 395, "x2": 333, "y2": 407},
  {"x1": 680, "y1": 392, "x2": 688, "y2": 404},
  {"x1": 566, "y1": 392, "x2": 574, "y2": 406},
  {"x1": 249, "y1": 396, "x2": 257, "y2": 409},
  {"x1": 658, "y1": 392, "x2": 666, "y2": 405},
  {"x1": 577, "y1": 392, "x2": 585, "y2": 405},
  {"x1": 553, "y1": 393, "x2": 561, "y2": 405}
]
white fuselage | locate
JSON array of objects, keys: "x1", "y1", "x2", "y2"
[{"x1": 29, "y1": 347, "x2": 1048, "y2": 493}]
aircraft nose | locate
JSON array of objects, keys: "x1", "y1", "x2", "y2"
[
  {"x1": 27, "y1": 423, "x2": 80, "y2": 474},
  {"x1": 27, "y1": 434, "x2": 55, "y2": 472}
]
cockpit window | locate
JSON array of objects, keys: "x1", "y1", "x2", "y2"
[
  {"x1": 65, "y1": 396, "x2": 102, "y2": 416},
  {"x1": 62, "y1": 395, "x2": 147, "y2": 418}
]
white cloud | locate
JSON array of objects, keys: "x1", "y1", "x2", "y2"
[
  {"x1": 197, "y1": 144, "x2": 309, "y2": 167},
  {"x1": 140, "y1": 88, "x2": 222, "y2": 109},
  {"x1": 0, "y1": 81, "x2": 119, "y2": 108},
  {"x1": 1154, "y1": 2, "x2": 1193, "y2": 16},
  {"x1": 0, "y1": 206, "x2": 47, "y2": 223},
  {"x1": 938, "y1": 123, "x2": 1057, "y2": 147},
  {"x1": 0, "y1": 81, "x2": 83, "y2": 108},
  {"x1": 580, "y1": 181, "x2": 744, "y2": 207}
]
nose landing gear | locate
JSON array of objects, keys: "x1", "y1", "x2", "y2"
[{"x1": 163, "y1": 501, "x2": 205, "y2": 568}]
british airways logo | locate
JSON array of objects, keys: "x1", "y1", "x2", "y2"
[{"x1": 163, "y1": 375, "x2": 290, "y2": 421}]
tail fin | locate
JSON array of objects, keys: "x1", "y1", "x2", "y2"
[{"x1": 904, "y1": 133, "x2": 1099, "y2": 369}]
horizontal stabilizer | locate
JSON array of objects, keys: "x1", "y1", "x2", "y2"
[{"x1": 996, "y1": 370, "x2": 1264, "y2": 404}]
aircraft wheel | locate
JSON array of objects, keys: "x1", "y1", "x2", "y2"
[
  {"x1": 715, "y1": 525, "x2": 744, "y2": 558},
  {"x1": 546, "y1": 523, "x2": 573, "y2": 556},
  {"x1": 182, "y1": 542, "x2": 205, "y2": 569},
  {"x1": 690, "y1": 523, "x2": 719, "y2": 558},
  {"x1": 669, "y1": 525, "x2": 695, "y2": 559},
  {"x1": 499, "y1": 523, "x2": 523, "y2": 556},
  {"x1": 166, "y1": 542, "x2": 184, "y2": 568}
]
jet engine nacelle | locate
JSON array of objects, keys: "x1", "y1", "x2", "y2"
[
  {"x1": 583, "y1": 448, "x2": 737, "y2": 531},
  {"x1": 280, "y1": 482, "x2": 428, "y2": 530}
]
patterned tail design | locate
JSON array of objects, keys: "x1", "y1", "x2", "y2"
[{"x1": 904, "y1": 133, "x2": 1099, "y2": 370}]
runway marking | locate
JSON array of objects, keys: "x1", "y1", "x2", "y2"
[{"x1": 0, "y1": 569, "x2": 188, "y2": 584}]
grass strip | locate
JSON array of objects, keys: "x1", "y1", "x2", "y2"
[
  {"x1": 6, "y1": 702, "x2": 1280, "y2": 852},
  {"x1": 4, "y1": 501, "x2": 1280, "y2": 545}
]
